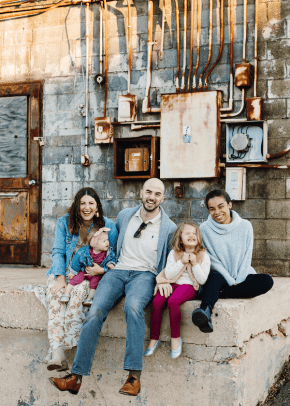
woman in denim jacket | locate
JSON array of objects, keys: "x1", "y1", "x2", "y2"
[{"x1": 45, "y1": 187, "x2": 118, "y2": 371}]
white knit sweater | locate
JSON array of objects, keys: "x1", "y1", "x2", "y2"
[
  {"x1": 200, "y1": 210, "x2": 256, "y2": 286},
  {"x1": 164, "y1": 250, "x2": 211, "y2": 289}
]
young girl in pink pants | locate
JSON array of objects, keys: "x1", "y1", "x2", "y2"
[{"x1": 144, "y1": 221, "x2": 210, "y2": 359}]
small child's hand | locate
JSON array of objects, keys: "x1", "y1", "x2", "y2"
[
  {"x1": 68, "y1": 272, "x2": 75, "y2": 280},
  {"x1": 108, "y1": 264, "x2": 115, "y2": 270},
  {"x1": 189, "y1": 253, "x2": 197, "y2": 265},
  {"x1": 181, "y1": 253, "x2": 190, "y2": 265}
]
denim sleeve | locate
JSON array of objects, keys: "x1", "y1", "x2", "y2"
[
  {"x1": 101, "y1": 248, "x2": 117, "y2": 272},
  {"x1": 105, "y1": 217, "x2": 118, "y2": 251},
  {"x1": 50, "y1": 218, "x2": 68, "y2": 277},
  {"x1": 70, "y1": 252, "x2": 83, "y2": 275}
]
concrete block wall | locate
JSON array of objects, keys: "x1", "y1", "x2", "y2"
[{"x1": 0, "y1": 0, "x2": 288, "y2": 272}]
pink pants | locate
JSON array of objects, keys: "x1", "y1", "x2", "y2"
[
  {"x1": 69, "y1": 272, "x2": 101, "y2": 290},
  {"x1": 150, "y1": 283, "x2": 197, "y2": 339}
]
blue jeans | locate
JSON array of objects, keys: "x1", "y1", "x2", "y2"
[{"x1": 71, "y1": 269, "x2": 156, "y2": 376}]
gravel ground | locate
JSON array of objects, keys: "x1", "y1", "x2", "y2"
[{"x1": 259, "y1": 358, "x2": 290, "y2": 406}]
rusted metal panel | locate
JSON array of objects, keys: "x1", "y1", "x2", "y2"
[
  {"x1": 235, "y1": 62, "x2": 252, "y2": 88},
  {"x1": 160, "y1": 91, "x2": 221, "y2": 179},
  {"x1": 246, "y1": 97, "x2": 263, "y2": 121},
  {"x1": 0, "y1": 81, "x2": 43, "y2": 265},
  {"x1": 94, "y1": 117, "x2": 113, "y2": 143},
  {"x1": 118, "y1": 94, "x2": 137, "y2": 122},
  {"x1": 0, "y1": 192, "x2": 28, "y2": 241}
]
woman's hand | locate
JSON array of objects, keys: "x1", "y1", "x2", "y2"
[
  {"x1": 157, "y1": 283, "x2": 172, "y2": 298},
  {"x1": 107, "y1": 264, "x2": 115, "y2": 270},
  {"x1": 67, "y1": 272, "x2": 75, "y2": 280},
  {"x1": 181, "y1": 253, "x2": 190, "y2": 265},
  {"x1": 85, "y1": 263, "x2": 105, "y2": 276},
  {"x1": 51, "y1": 275, "x2": 67, "y2": 294}
]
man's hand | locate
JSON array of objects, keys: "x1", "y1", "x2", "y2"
[
  {"x1": 181, "y1": 252, "x2": 190, "y2": 265},
  {"x1": 156, "y1": 283, "x2": 172, "y2": 298},
  {"x1": 85, "y1": 263, "x2": 105, "y2": 276},
  {"x1": 67, "y1": 272, "x2": 75, "y2": 279},
  {"x1": 51, "y1": 275, "x2": 67, "y2": 294},
  {"x1": 108, "y1": 264, "x2": 115, "y2": 270}
]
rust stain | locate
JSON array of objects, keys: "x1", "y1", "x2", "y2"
[
  {"x1": 0, "y1": 192, "x2": 28, "y2": 241},
  {"x1": 246, "y1": 97, "x2": 263, "y2": 121},
  {"x1": 235, "y1": 63, "x2": 252, "y2": 88}
]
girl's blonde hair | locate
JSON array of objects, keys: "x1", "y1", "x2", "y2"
[{"x1": 171, "y1": 221, "x2": 204, "y2": 254}]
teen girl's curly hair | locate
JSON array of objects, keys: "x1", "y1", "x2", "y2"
[
  {"x1": 171, "y1": 220, "x2": 204, "y2": 254},
  {"x1": 67, "y1": 188, "x2": 105, "y2": 234}
]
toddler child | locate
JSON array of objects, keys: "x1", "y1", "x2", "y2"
[
  {"x1": 60, "y1": 227, "x2": 116, "y2": 307},
  {"x1": 144, "y1": 221, "x2": 210, "y2": 359}
]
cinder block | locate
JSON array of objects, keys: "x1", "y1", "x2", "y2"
[
  {"x1": 43, "y1": 146, "x2": 73, "y2": 165},
  {"x1": 42, "y1": 200, "x2": 55, "y2": 217},
  {"x1": 263, "y1": 99, "x2": 287, "y2": 119},
  {"x1": 258, "y1": 59, "x2": 285, "y2": 80},
  {"x1": 158, "y1": 49, "x2": 178, "y2": 69},
  {"x1": 89, "y1": 163, "x2": 109, "y2": 182},
  {"x1": 42, "y1": 181, "x2": 73, "y2": 201},
  {"x1": 267, "y1": 200, "x2": 290, "y2": 219},
  {"x1": 266, "y1": 240, "x2": 290, "y2": 260},
  {"x1": 54, "y1": 199, "x2": 74, "y2": 217},
  {"x1": 102, "y1": 199, "x2": 125, "y2": 218},
  {"x1": 42, "y1": 164, "x2": 58, "y2": 182},
  {"x1": 59, "y1": 164, "x2": 83, "y2": 182},
  {"x1": 253, "y1": 239, "x2": 267, "y2": 259},
  {"x1": 105, "y1": 180, "x2": 141, "y2": 200},
  {"x1": 42, "y1": 217, "x2": 57, "y2": 235},
  {"x1": 3, "y1": 29, "x2": 32, "y2": 47},
  {"x1": 62, "y1": 23, "x2": 85, "y2": 41},
  {"x1": 268, "y1": 79, "x2": 290, "y2": 99},
  {"x1": 45, "y1": 42, "x2": 60, "y2": 74},
  {"x1": 44, "y1": 77, "x2": 75, "y2": 95},
  {"x1": 31, "y1": 44, "x2": 46, "y2": 73},
  {"x1": 58, "y1": 93, "x2": 86, "y2": 112},
  {"x1": 286, "y1": 178, "x2": 290, "y2": 198},
  {"x1": 185, "y1": 180, "x2": 224, "y2": 199},
  {"x1": 252, "y1": 259, "x2": 290, "y2": 277},
  {"x1": 108, "y1": 53, "x2": 128, "y2": 73},
  {"x1": 232, "y1": 199, "x2": 265, "y2": 219},
  {"x1": 41, "y1": 235, "x2": 55, "y2": 253},
  {"x1": 248, "y1": 179, "x2": 285, "y2": 199},
  {"x1": 43, "y1": 95, "x2": 58, "y2": 112},
  {"x1": 251, "y1": 219, "x2": 286, "y2": 240},
  {"x1": 32, "y1": 26, "x2": 64, "y2": 44}
]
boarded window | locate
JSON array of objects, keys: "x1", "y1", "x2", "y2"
[{"x1": 0, "y1": 96, "x2": 27, "y2": 178}]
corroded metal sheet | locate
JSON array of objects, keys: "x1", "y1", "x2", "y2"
[
  {"x1": 246, "y1": 97, "x2": 263, "y2": 121},
  {"x1": 160, "y1": 91, "x2": 221, "y2": 179},
  {"x1": 0, "y1": 96, "x2": 27, "y2": 178},
  {"x1": 0, "y1": 192, "x2": 28, "y2": 241}
]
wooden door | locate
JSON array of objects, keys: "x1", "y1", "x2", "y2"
[{"x1": 0, "y1": 81, "x2": 43, "y2": 265}]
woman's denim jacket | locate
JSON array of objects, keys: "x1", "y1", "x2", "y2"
[
  {"x1": 69, "y1": 246, "x2": 117, "y2": 275},
  {"x1": 46, "y1": 214, "x2": 118, "y2": 278}
]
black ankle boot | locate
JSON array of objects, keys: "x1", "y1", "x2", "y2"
[{"x1": 192, "y1": 306, "x2": 213, "y2": 333}]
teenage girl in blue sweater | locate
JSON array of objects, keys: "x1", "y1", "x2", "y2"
[{"x1": 192, "y1": 189, "x2": 274, "y2": 333}]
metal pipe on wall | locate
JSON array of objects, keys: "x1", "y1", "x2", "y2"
[
  {"x1": 127, "y1": 0, "x2": 132, "y2": 94},
  {"x1": 160, "y1": 0, "x2": 165, "y2": 59},
  {"x1": 199, "y1": 0, "x2": 213, "y2": 90},
  {"x1": 142, "y1": 0, "x2": 161, "y2": 113},
  {"x1": 104, "y1": 0, "x2": 108, "y2": 117},
  {"x1": 174, "y1": 0, "x2": 180, "y2": 92},
  {"x1": 181, "y1": 0, "x2": 187, "y2": 92},
  {"x1": 220, "y1": 0, "x2": 247, "y2": 118},
  {"x1": 99, "y1": 2, "x2": 103, "y2": 77},
  {"x1": 220, "y1": 0, "x2": 233, "y2": 111},
  {"x1": 192, "y1": 0, "x2": 200, "y2": 91},
  {"x1": 204, "y1": 0, "x2": 224, "y2": 90},
  {"x1": 254, "y1": 0, "x2": 258, "y2": 97},
  {"x1": 81, "y1": 1, "x2": 90, "y2": 166},
  {"x1": 187, "y1": 0, "x2": 194, "y2": 90}
]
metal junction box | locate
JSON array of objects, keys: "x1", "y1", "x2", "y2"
[
  {"x1": 226, "y1": 167, "x2": 246, "y2": 201},
  {"x1": 94, "y1": 117, "x2": 113, "y2": 144},
  {"x1": 160, "y1": 91, "x2": 221, "y2": 179},
  {"x1": 118, "y1": 94, "x2": 137, "y2": 123},
  {"x1": 125, "y1": 147, "x2": 150, "y2": 172},
  {"x1": 226, "y1": 121, "x2": 268, "y2": 163}
]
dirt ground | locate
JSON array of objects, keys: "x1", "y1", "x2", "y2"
[{"x1": 259, "y1": 358, "x2": 290, "y2": 406}]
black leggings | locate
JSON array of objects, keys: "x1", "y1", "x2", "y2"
[{"x1": 201, "y1": 271, "x2": 274, "y2": 310}]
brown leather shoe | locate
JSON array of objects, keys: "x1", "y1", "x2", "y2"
[
  {"x1": 49, "y1": 373, "x2": 81, "y2": 395},
  {"x1": 119, "y1": 374, "x2": 141, "y2": 396}
]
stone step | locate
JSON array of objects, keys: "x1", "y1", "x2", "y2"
[{"x1": 0, "y1": 269, "x2": 290, "y2": 405}]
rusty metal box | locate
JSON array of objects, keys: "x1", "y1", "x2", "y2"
[
  {"x1": 125, "y1": 147, "x2": 150, "y2": 172},
  {"x1": 160, "y1": 91, "x2": 221, "y2": 179},
  {"x1": 118, "y1": 94, "x2": 137, "y2": 123},
  {"x1": 246, "y1": 97, "x2": 263, "y2": 121},
  {"x1": 235, "y1": 63, "x2": 252, "y2": 88},
  {"x1": 94, "y1": 117, "x2": 113, "y2": 144}
]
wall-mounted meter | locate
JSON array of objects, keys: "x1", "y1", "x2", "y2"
[
  {"x1": 226, "y1": 121, "x2": 268, "y2": 163},
  {"x1": 94, "y1": 117, "x2": 113, "y2": 144},
  {"x1": 226, "y1": 167, "x2": 246, "y2": 201},
  {"x1": 118, "y1": 94, "x2": 137, "y2": 123},
  {"x1": 125, "y1": 147, "x2": 150, "y2": 172}
]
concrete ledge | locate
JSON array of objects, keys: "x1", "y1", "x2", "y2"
[{"x1": 1, "y1": 270, "x2": 290, "y2": 405}]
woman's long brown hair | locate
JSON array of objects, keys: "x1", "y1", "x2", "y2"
[
  {"x1": 67, "y1": 188, "x2": 105, "y2": 235},
  {"x1": 171, "y1": 221, "x2": 204, "y2": 254}
]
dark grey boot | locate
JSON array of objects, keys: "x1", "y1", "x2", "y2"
[{"x1": 191, "y1": 306, "x2": 213, "y2": 333}]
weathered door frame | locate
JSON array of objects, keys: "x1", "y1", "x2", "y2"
[{"x1": 0, "y1": 81, "x2": 43, "y2": 265}]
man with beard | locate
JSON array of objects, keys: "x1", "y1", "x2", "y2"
[{"x1": 49, "y1": 178, "x2": 176, "y2": 396}]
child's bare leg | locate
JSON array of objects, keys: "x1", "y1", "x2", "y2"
[
  {"x1": 64, "y1": 284, "x2": 74, "y2": 297},
  {"x1": 86, "y1": 288, "x2": 96, "y2": 301},
  {"x1": 147, "y1": 340, "x2": 158, "y2": 349}
]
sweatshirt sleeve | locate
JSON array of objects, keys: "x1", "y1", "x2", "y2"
[
  {"x1": 191, "y1": 252, "x2": 211, "y2": 285},
  {"x1": 235, "y1": 221, "x2": 255, "y2": 284},
  {"x1": 164, "y1": 250, "x2": 184, "y2": 280}
]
